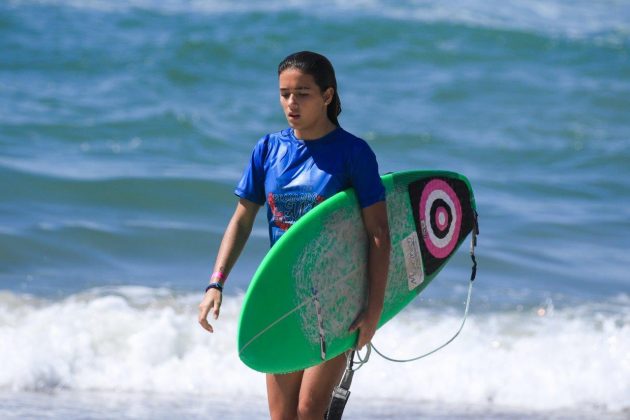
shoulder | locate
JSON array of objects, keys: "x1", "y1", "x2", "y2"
[{"x1": 334, "y1": 128, "x2": 376, "y2": 157}]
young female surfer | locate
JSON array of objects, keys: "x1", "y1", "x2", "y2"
[{"x1": 198, "y1": 51, "x2": 390, "y2": 420}]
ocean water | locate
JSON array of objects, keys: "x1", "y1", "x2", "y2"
[{"x1": 1, "y1": 0, "x2": 629, "y2": 418}]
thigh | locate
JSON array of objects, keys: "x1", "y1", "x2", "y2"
[
  {"x1": 298, "y1": 353, "x2": 347, "y2": 418},
  {"x1": 266, "y1": 370, "x2": 304, "y2": 420}
]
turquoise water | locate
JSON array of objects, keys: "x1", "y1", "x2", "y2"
[{"x1": 1, "y1": 1, "x2": 629, "y2": 418}]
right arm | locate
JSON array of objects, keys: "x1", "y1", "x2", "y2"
[{"x1": 198, "y1": 198, "x2": 261, "y2": 332}]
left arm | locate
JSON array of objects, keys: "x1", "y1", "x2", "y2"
[{"x1": 349, "y1": 200, "x2": 391, "y2": 349}]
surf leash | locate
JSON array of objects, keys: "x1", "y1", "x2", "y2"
[
  {"x1": 369, "y1": 273, "x2": 474, "y2": 363},
  {"x1": 325, "y1": 349, "x2": 356, "y2": 420},
  {"x1": 324, "y1": 262, "x2": 477, "y2": 419},
  {"x1": 371, "y1": 210, "x2": 478, "y2": 363},
  {"x1": 327, "y1": 210, "x2": 478, "y2": 419}
]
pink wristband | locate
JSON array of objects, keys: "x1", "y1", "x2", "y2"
[{"x1": 211, "y1": 271, "x2": 226, "y2": 282}]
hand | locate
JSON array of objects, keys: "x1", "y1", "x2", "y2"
[
  {"x1": 348, "y1": 308, "x2": 380, "y2": 350},
  {"x1": 198, "y1": 288, "x2": 222, "y2": 333}
]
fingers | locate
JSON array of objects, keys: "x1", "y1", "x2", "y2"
[
  {"x1": 348, "y1": 316, "x2": 368, "y2": 349},
  {"x1": 199, "y1": 317, "x2": 214, "y2": 333},
  {"x1": 348, "y1": 320, "x2": 359, "y2": 332},
  {"x1": 356, "y1": 328, "x2": 375, "y2": 350},
  {"x1": 348, "y1": 310, "x2": 364, "y2": 332},
  {"x1": 349, "y1": 311, "x2": 377, "y2": 350},
  {"x1": 212, "y1": 298, "x2": 221, "y2": 320},
  {"x1": 198, "y1": 302, "x2": 214, "y2": 333},
  {"x1": 198, "y1": 291, "x2": 222, "y2": 333},
  {"x1": 356, "y1": 329, "x2": 366, "y2": 350}
]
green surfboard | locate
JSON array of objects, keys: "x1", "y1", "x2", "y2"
[{"x1": 237, "y1": 170, "x2": 478, "y2": 373}]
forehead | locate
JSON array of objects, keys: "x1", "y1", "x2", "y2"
[{"x1": 279, "y1": 68, "x2": 317, "y2": 90}]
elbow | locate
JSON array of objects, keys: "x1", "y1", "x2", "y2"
[{"x1": 370, "y1": 225, "x2": 391, "y2": 253}]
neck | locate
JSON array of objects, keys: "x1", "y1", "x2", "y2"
[{"x1": 294, "y1": 120, "x2": 337, "y2": 141}]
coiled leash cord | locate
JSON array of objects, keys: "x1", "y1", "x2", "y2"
[
  {"x1": 372, "y1": 212, "x2": 478, "y2": 363},
  {"x1": 371, "y1": 273, "x2": 474, "y2": 363},
  {"x1": 325, "y1": 278, "x2": 474, "y2": 420},
  {"x1": 326, "y1": 222, "x2": 478, "y2": 420}
]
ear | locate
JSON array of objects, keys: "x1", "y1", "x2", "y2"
[{"x1": 323, "y1": 87, "x2": 334, "y2": 105}]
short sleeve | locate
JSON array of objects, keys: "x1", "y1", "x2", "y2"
[
  {"x1": 234, "y1": 136, "x2": 268, "y2": 205},
  {"x1": 349, "y1": 140, "x2": 385, "y2": 208}
]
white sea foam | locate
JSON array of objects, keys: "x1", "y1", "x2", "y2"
[{"x1": 0, "y1": 288, "x2": 627, "y2": 414}]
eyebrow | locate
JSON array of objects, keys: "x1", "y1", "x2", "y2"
[{"x1": 279, "y1": 86, "x2": 312, "y2": 92}]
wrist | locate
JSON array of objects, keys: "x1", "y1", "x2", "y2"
[
  {"x1": 205, "y1": 282, "x2": 223, "y2": 293},
  {"x1": 365, "y1": 302, "x2": 383, "y2": 319},
  {"x1": 210, "y1": 271, "x2": 226, "y2": 285}
]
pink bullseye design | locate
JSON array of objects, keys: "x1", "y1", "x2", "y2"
[
  {"x1": 435, "y1": 206, "x2": 449, "y2": 231},
  {"x1": 419, "y1": 179, "x2": 462, "y2": 259}
]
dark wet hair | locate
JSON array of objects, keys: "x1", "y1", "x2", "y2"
[{"x1": 278, "y1": 51, "x2": 342, "y2": 126}]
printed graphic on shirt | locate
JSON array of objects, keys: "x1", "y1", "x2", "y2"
[{"x1": 268, "y1": 192, "x2": 325, "y2": 231}]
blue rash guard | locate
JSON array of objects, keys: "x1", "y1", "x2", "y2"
[{"x1": 235, "y1": 127, "x2": 385, "y2": 246}]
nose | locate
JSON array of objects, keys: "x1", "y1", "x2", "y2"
[{"x1": 287, "y1": 94, "x2": 298, "y2": 108}]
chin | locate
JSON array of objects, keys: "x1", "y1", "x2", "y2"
[{"x1": 287, "y1": 121, "x2": 300, "y2": 129}]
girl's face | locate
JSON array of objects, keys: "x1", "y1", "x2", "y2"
[{"x1": 279, "y1": 68, "x2": 334, "y2": 140}]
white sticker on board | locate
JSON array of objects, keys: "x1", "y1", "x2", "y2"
[{"x1": 401, "y1": 231, "x2": 424, "y2": 291}]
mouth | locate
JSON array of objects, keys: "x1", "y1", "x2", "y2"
[{"x1": 288, "y1": 112, "x2": 300, "y2": 120}]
